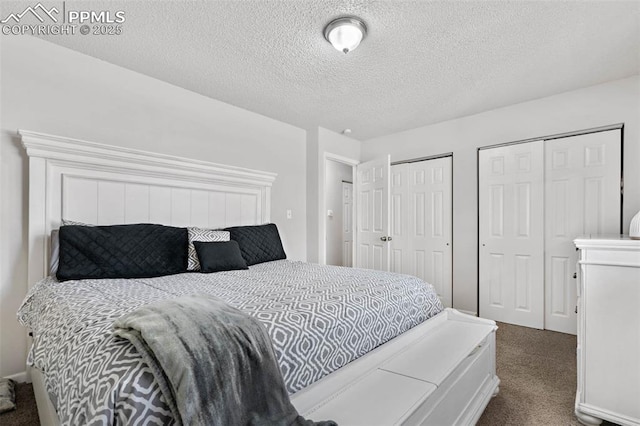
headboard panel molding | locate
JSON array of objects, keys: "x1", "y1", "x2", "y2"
[{"x1": 20, "y1": 129, "x2": 277, "y2": 287}]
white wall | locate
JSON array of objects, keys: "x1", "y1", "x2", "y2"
[
  {"x1": 325, "y1": 161, "x2": 353, "y2": 266},
  {"x1": 0, "y1": 37, "x2": 307, "y2": 378},
  {"x1": 362, "y1": 75, "x2": 640, "y2": 315},
  {"x1": 306, "y1": 127, "x2": 360, "y2": 263}
]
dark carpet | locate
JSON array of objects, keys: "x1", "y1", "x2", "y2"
[
  {"x1": 478, "y1": 322, "x2": 617, "y2": 426},
  {"x1": 0, "y1": 322, "x2": 618, "y2": 425},
  {"x1": 0, "y1": 381, "x2": 39, "y2": 426}
]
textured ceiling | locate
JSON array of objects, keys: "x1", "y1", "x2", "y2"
[{"x1": 26, "y1": 1, "x2": 640, "y2": 139}]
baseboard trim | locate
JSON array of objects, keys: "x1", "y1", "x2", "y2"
[
  {"x1": 457, "y1": 309, "x2": 478, "y2": 317},
  {"x1": 5, "y1": 370, "x2": 28, "y2": 383}
]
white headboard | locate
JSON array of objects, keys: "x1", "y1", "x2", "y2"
[{"x1": 20, "y1": 129, "x2": 277, "y2": 287}]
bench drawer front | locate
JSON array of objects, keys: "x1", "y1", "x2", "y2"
[
  {"x1": 407, "y1": 335, "x2": 494, "y2": 425},
  {"x1": 307, "y1": 369, "x2": 436, "y2": 425}
]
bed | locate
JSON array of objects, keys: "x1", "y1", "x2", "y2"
[{"x1": 19, "y1": 130, "x2": 499, "y2": 426}]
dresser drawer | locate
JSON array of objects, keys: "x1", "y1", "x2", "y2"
[{"x1": 574, "y1": 237, "x2": 640, "y2": 426}]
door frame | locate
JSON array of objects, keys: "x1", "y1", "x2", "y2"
[
  {"x1": 341, "y1": 180, "x2": 354, "y2": 267},
  {"x1": 320, "y1": 152, "x2": 359, "y2": 265},
  {"x1": 390, "y1": 152, "x2": 454, "y2": 166},
  {"x1": 476, "y1": 123, "x2": 624, "y2": 320}
]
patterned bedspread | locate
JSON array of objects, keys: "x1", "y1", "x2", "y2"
[{"x1": 18, "y1": 260, "x2": 444, "y2": 425}]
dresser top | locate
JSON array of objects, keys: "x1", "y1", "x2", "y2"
[{"x1": 574, "y1": 235, "x2": 640, "y2": 250}]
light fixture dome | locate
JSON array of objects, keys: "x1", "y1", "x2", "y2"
[{"x1": 324, "y1": 17, "x2": 367, "y2": 54}]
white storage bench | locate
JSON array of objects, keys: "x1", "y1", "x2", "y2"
[{"x1": 292, "y1": 309, "x2": 500, "y2": 425}]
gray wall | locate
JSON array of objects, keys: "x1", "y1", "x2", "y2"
[
  {"x1": 362, "y1": 75, "x2": 640, "y2": 315},
  {"x1": 306, "y1": 127, "x2": 360, "y2": 263},
  {"x1": 0, "y1": 37, "x2": 307, "y2": 377}
]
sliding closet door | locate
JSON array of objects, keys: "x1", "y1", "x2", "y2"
[
  {"x1": 479, "y1": 142, "x2": 545, "y2": 329},
  {"x1": 356, "y1": 156, "x2": 391, "y2": 271},
  {"x1": 408, "y1": 157, "x2": 453, "y2": 308},
  {"x1": 390, "y1": 163, "x2": 410, "y2": 274},
  {"x1": 390, "y1": 158, "x2": 453, "y2": 307},
  {"x1": 544, "y1": 130, "x2": 621, "y2": 334}
]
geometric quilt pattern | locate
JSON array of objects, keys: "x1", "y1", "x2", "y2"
[{"x1": 18, "y1": 260, "x2": 444, "y2": 424}]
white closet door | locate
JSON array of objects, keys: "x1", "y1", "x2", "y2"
[
  {"x1": 390, "y1": 163, "x2": 410, "y2": 274},
  {"x1": 408, "y1": 157, "x2": 453, "y2": 308},
  {"x1": 356, "y1": 156, "x2": 391, "y2": 271},
  {"x1": 544, "y1": 130, "x2": 621, "y2": 334},
  {"x1": 479, "y1": 142, "x2": 545, "y2": 329},
  {"x1": 342, "y1": 182, "x2": 353, "y2": 267}
]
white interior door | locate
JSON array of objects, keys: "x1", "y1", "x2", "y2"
[
  {"x1": 479, "y1": 141, "x2": 545, "y2": 329},
  {"x1": 544, "y1": 130, "x2": 621, "y2": 334},
  {"x1": 390, "y1": 163, "x2": 410, "y2": 274},
  {"x1": 342, "y1": 182, "x2": 353, "y2": 267},
  {"x1": 390, "y1": 158, "x2": 453, "y2": 307},
  {"x1": 408, "y1": 157, "x2": 453, "y2": 308},
  {"x1": 356, "y1": 156, "x2": 391, "y2": 271}
]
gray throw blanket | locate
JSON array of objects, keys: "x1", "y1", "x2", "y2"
[{"x1": 113, "y1": 295, "x2": 336, "y2": 426}]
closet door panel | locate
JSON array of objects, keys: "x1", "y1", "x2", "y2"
[
  {"x1": 514, "y1": 254, "x2": 533, "y2": 311},
  {"x1": 488, "y1": 253, "x2": 506, "y2": 307},
  {"x1": 431, "y1": 251, "x2": 444, "y2": 294},
  {"x1": 413, "y1": 193, "x2": 425, "y2": 237},
  {"x1": 390, "y1": 164, "x2": 410, "y2": 273},
  {"x1": 389, "y1": 158, "x2": 453, "y2": 307},
  {"x1": 408, "y1": 157, "x2": 453, "y2": 308},
  {"x1": 544, "y1": 130, "x2": 621, "y2": 334},
  {"x1": 479, "y1": 129, "x2": 621, "y2": 333},
  {"x1": 479, "y1": 141, "x2": 545, "y2": 329}
]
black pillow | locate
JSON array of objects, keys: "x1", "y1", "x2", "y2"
[
  {"x1": 57, "y1": 224, "x2": 188, "y2": 281},
  {"x1": 194, "y1": 241, "x2": 248, "y2": 273},
  {"x1": 225, "y1": 223, "x2": 286, "y2": 266}
]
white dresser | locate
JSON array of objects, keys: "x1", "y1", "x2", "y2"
[{"x1": 574, "y1": 236, "x2": 640, "y2": 426}]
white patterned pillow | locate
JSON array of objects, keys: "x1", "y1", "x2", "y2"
[
  {"x1": 187, "y1": 228, "x2": 230, "y2": 271},
  {"x1": 61, "y1": 219, "x2": 92, "y2": 226},
  {"x1": 51, "y1": 220, "x2": 93, "y2": 275}
]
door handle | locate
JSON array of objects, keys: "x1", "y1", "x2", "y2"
[
  {"x1": 380, "y1": 236, "x2": 392, "y2": 242},
  {"x1": 573, "y1": 273, "x2": 577, "y2": 279}
]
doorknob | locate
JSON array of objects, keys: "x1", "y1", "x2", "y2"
[
  {"x1": 573, "y1": 273, "x2": 577, "y2": 279},
  {"x1": 380, "y1": 236, "x2": 392, "y2": 242}
]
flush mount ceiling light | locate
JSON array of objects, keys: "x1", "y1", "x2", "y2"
[{"x1": 323, "y1": 17, "x2": 367, "y2": 54}]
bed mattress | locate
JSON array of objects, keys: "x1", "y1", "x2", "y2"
[{"x1": 18, "y1": 260, "x2": 444, "y2": 425}]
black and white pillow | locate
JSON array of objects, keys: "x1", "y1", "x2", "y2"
[{"x1": 187, "y1": 227, "x2": 230, "y2": 271}]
